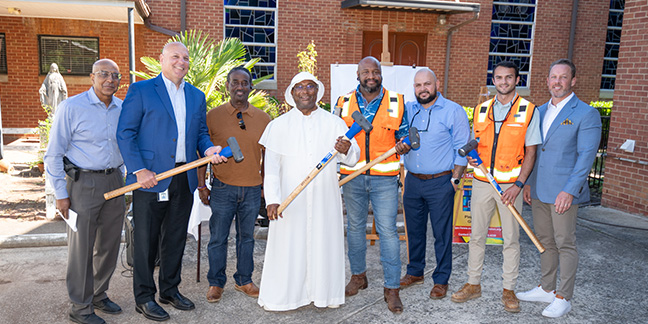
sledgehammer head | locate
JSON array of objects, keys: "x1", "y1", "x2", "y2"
[
  {"x1": 344, "y1": 111, "x2": 374, "y2": 139},
  {"x1": 458, "y1": 139, "x2": 482, "y2": 165},
  {"x1": 403, "y1": 127, "x2": 421, "y2": 150},
  {"x1": 219, "y1": 137, "x2": 244, "y2": 163}
]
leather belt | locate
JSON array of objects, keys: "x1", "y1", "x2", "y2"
[
  {"x1": 79, "y1": 168, "x2": 117, "y2": 175},
  {"x1": 175, "y1": 162, "x2": 186, "y2": 167},
  {"x1": 409, "y1": 170, "x2": 452, "y2": 180}
]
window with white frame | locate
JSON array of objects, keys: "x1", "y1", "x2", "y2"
[
  {"x1": 601, "y1": 0, "x2": 624, "y2": 90},
  {"x1": 487, "y1": 0, "x2": 536, "y2": 87},
  {"x1": 39, "y1": 35, "x2": 99, "y2": 75},
  {"x1": 224, "y1": 0, "x2": 276, "y2": 86}
]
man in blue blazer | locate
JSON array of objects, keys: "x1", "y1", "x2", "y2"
[
  {"x1": 518, "y1": 59, "x2": 602, "y2": 318},
  {"x1": 117, "y1": 42, "x2": 226, "y2": 322}
]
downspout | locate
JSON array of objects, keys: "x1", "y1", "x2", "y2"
[
  {"x1": 567, "y1": 0, "x2": 579, "y2": 60},
  {"x1": 443, "y1": 11, "x2": 480, "y2": 96},
  {"x1": 135, "y1": 0, "x2": 180, "y2": 37},
  {"x1": 181, "y1": 0, "x2": 186, "y2": 32}
]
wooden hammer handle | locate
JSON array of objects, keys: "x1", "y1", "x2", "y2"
[
  {"x1": 277, "y1": 151, "x2": 339, "y2": 215},
  {"x1": 339, "y1": 147, "x2": 397, "y2": 186},
  {"x1": 476, "y1": 164, "x2": 545, "y2": 253},
  {"x1": 103, "y1": 155, "x2": 213, "y2": 200}
]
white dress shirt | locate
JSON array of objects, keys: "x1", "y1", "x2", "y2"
[
  {"x1": 543, "y1": 92, "x2": 574, "y2": 140},
  {"x1": 161, "y1": 73, "x2": 187, "y2": 163}
]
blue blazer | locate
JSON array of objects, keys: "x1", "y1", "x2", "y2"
[
  {"x1": 117, "y1": 74, "x2": 213, "y2": 193},
  {"x1": 527, "y1": 94, "x2": 602, "y2": 205}
]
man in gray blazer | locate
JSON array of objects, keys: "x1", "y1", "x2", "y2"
[{"x1": 518, "y1": 59, "x2": 602, "y2": 318}]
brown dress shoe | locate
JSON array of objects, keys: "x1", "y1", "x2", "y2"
[
  {"x1": 502, "y1": 289, "x2": 520, "y2": 313},
  {"x1": 399, "y1": 274, "x2": 424, "y2": 288},
  {"x1": 451, "y1": 283, "x2": 481, "y2": 303},
  {"x1": 206, "y1": 286, "x2": 223, "y2": 303},
  {"x1": 429, "y1": 284, "x2": 449, "y2": 299},
  {"x1": 234, "y1": 282, "x2": 260, "y2": 298},
  {"x1": 383, "y1": 288, "x2": 403, "y2": 314},
  {"x1": 345, "y1": 272, "x2": 368, "y2": 297}
]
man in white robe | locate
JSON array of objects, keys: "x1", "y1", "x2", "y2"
[{"x1": 258, "y1": 72, "x2": 360, "y2": 311}]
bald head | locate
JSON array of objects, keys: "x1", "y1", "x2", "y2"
[
  {"x1": 160, "y1": 42, "x2": 190, "y2": 86},
  {"x1": 90, "y1": 58, "x2": 120, "y2": 106},
  {"x1": 413, "y1": 68, "x2": 440, "y2": 107},
  {"x1": 92, "y1": 59, "x2": 119, "y2": 73},
  {"x1": 357, "y1": 56, "x2": 382, "y2": 94}
]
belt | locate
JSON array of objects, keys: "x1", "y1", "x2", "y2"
[
  {"x1": 409, "y1": 170, "x2": 452, "y2": 180},
  {"x1": 175, "y1": 162, "x2": 186, "y2": 167},
  {"x1": 79, "y1": 167, "x2": 117, "y2": 175}
]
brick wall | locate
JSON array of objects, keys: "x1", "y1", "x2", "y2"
[
  {"x1": 601, "y1": 0, "x2": 648, "y2": 216},
  {"x1": 0, "y1": 17, "x2": 149, "y2": 130}
]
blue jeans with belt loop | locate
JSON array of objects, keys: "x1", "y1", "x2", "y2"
[
  {"x1": 207, "y1": 177, "x2": 261, "y2": 288},
  {"x1": 343, "y1": 174, "x2": 401, "y2": 289},
  {"x1": 403, "y1": 172, "x2": 455, "y2": 285}
]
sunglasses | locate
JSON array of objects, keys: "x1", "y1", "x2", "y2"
[{"x1": 237, "y1": 111, "x2": 246, "y2": 130}]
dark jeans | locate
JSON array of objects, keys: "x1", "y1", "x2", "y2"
[
  {"x1": 403, "y1": 173, "x2": 455, "y2": 285},
  {"x1": 207, "y1": 177, "x2": 261, "y2": 287},
  {"x1": 132, "y1": 172, "x2": 192, "y2": 304}
]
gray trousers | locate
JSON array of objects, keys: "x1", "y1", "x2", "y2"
[
  {"x1": 67, "y1": 171, "x2": 125, "y2": 315},
  {"x1": 532, "y1": 199, "x2": 579, "y2": 300}
]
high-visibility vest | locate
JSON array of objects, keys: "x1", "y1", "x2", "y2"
[
  {"x1": 472, "y1": 94, "x2": 535, "y2": 183},
  {"x1": 337, "y1": 88, "x2": 404, "y2": 176}
]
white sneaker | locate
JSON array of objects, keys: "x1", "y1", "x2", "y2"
[
  {"x1": 542, "y1": 297, "x2": 572, "y2": 318},
  {"x1": 516, "y1": 285, "x2": 556, "y2": 303}
]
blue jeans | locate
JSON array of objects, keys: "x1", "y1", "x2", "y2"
[
  {"x1": 403, "y1": 173, "x2": 455, "y2": 285},
  {"x1": 207, "y1": 177, "x2": 261, "y2": 287},
  {"x1": 343, "y1": 174, "x2": 401, "y2": 289}
]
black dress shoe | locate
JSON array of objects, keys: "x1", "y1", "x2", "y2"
[
  {"x1": 135, "y1": 301, "x2": 170, "y2": 322},
  {"x1": 68, "y1": 312, "x2": 106, "y2": 324},
  {"x1": 93, "y1": 297, "x2": 122, "y2": 314},
  {"x1": 159, "y1": 292, "x2": 195, "y2": 311}
]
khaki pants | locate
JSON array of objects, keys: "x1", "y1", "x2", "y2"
[
  {"x1": 532, "y1": 199, "x2": 579, "y2": 300},
  {"x1": 467, "y1": 180, "x2": 521, "y2": 290}
]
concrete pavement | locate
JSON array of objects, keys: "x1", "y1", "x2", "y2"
[{"x1": 1, "y1": 205, "x2": 647, "y2": 323}]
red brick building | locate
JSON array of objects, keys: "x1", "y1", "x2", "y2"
[{"x1": 0, "y1": 0, "x2": 645, "y2": 215}]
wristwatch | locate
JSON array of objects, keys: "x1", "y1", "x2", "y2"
[
  {"x1": 514, "y1": 180, "x2": 525, "y2": 188},
  {"x1": 451, "y1": 177, "x2": 460, "y2": 185}
]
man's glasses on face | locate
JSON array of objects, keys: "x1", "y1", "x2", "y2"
[
  {"x1": 237, "y1": 112, "x2": 246, "y2": 130},
  {"x1": 94, "y1": 71, "x2": 122, "y2": 80},
  {"x1": 293, "y1": 84, "x2": 317, "y2": 92}
]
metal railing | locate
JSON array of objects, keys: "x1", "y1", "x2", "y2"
[{"x1": 588, "y1": 114, "x2": 610, "y2": 204}]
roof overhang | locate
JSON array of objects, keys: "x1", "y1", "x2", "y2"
[
  {"x1": 341, "y1": 0, "x2": 480, "y2": 14},
  {"x1": 0, "y1": 0, "x2": 143, "y2": 24}
]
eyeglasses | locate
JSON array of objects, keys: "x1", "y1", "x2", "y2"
[
  {"x1": 410, "y1": 108, "x2": 432, "y2": 132},
  {"x1": 236, "y1": 111, "x2": 246, "y2": 130},
  {"x1": 94, "y1": 71, "x2": 122, "y2": 80},
  {"x1": 293, "y1": 84, "x2": 317, "y2": 92}
]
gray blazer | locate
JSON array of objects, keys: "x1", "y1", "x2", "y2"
[{"x1": 527, "y1": 94, "x2": 602, "y2": 205}]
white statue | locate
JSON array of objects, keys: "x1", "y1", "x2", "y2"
[{"x1": 39, "y1": 63, "x2": 68, "y2": 116}]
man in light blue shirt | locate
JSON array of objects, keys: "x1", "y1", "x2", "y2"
[
  {"x1": 44, "y1": 59, "x2": 125, "y2": 324},
  {"x1": 399, "y1": 68, "x2": 470, "y2": 300}
]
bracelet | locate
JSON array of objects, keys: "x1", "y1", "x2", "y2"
[{"x1": 197, "y1": 185, "x2": 207, "y2": 191}]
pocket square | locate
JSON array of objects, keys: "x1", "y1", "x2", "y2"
[{"x1": 560, "y1": 118, "x2": 573, "y2": 125}]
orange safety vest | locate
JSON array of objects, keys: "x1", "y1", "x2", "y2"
[
  {"x1": 472, "y1": 94, "x2": 535, "y2": 183},
  {"x1": 337, "y1": 88, "x2": 404, "y2": 176}
]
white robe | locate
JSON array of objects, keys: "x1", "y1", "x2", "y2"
[{"x1": 258, "y1": 108, "x2": 360, "y2": 311}]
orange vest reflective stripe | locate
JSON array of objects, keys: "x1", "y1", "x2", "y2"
[
  {"x1": 472, "y1": 94, "x2": 535, "y2": 183},
  {"x1": 337, "y1": 89, "x2": 404, "y2": 176}
]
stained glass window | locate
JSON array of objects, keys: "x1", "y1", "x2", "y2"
[
  {"x1": 601, "y1": 0, "x2": 624, "y2": 90},
  {"x1": 0, "y1": 34, "x2": 7, "y2": 74},
  {"x1": 487, "y1": 1, "x2": 536, "y2": 87},
  {"x1": 224, "y1": 0, "x2": 277, "y2": 82}
]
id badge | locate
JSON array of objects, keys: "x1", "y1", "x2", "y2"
[{"x1": 157, "y1": 189, "x2": 169, "y2": 202}]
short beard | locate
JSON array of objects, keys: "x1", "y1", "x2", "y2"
[
  {"x1": 416, "y1": 91, "x2": 437, "y2": 105},
  {"x1": 360, "y1": 80, "x2": 381, "y2": 93}
]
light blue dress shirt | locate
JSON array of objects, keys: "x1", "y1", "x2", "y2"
[
  {"x1": 44, "y1": 88, "x2": 123, "y2": 199},
  {"x1": 403, "y1": 93, "x2": 470, "y2": 174}
]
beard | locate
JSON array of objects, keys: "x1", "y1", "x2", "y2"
[
  {"x1": 416, "y1": 90, "x2": 437, "y2": 105},
  {"x1": 360, "y1": 78, "x2": 381, "y2": 93}
]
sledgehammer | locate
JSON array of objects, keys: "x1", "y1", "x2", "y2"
[
  {"x1": 103, "y1": 137, "x2": 244, "y2": 200},
  {"x1": 339, "y1": 127, "x2": 421, "y2": 187},
  {"x1": 459, "y1": 139, "x2": 545, "y2": 253},
  {"x1": 277, "y1": 111, "x2": 373, "y2": 214}
]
